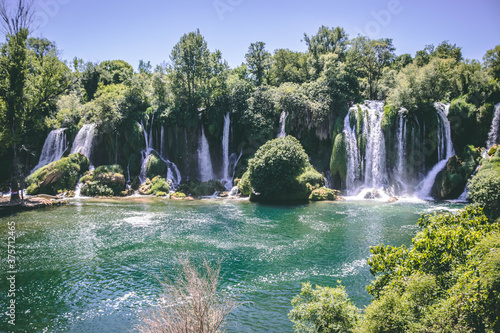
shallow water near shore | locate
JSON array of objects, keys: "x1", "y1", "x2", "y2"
[{"x1": 0, "y1": 198, "x2": 464, "y2": 332}]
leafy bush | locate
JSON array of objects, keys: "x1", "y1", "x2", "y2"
[
  {"x1": 149, "y1": 176, "x2": 170, "y2": 195},
  {"x1": 80, "y1": 181, "x2": 114, "y2": 197},
  {"x1": 188, "y1": 180, "x2": 225, "y2": 197},
  {"x1": 289, "y1": 282, "x2": 360, "y2": 333},
  {"x1": 26, "y1": 153, "x2": 89, "y2": 195},
  {"x1": 237, "y1": 171, "x2": 251, "y2": 197},
  {"x1": 247, "y1": 136, "x2": 323, "y2": 203},
  {"x1": 309, "y1": 187, "x2": 340, "y2": 201},
  {"x1": 155, "y1": 191, "x2": 167, "y2": 197},
  {"x1": 361, "y1": 206, "x2": 500, "y2": 332},
  {"x1": 469, "y1": 152, "x2": 500, "y2": 220},
  {"x1": 79, "y1": 164, "x2": 126, "y2": 197}
]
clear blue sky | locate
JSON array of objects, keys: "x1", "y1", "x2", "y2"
[{"x1": 20, "y1": 0, "x2": 500, "y2": 69}]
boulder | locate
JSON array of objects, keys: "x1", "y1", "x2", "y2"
[
  {"x1": 309, "y1": 187, "x2": 341, "y2": 201},
  {"x1": 26, "y1": 153, "x2": 89, "y2": 195}
]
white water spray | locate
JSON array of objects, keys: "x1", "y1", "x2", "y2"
[
  {"x1": 198, "y1": 125, "x2": 214, "y2": 182},
  {"x1": 31, "y1": 128, "x2": 68, "y2": 173},
  {"x1": 486, "y1": 102, "x2": 500, "y2": 149},
  {"x1": 277, "y1": 111, "x2": 287, "y2": 138},
  {"x1": 71, "y1": 124, "x2": 96, "y2": 166}
]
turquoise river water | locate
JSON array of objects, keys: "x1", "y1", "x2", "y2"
[{"x1": 0, "y1": 198, "x2": 464, "y2": 332}]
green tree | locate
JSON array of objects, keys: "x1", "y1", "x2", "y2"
[
  {"x1": 484, "y1": 45, "x2": 500, "y2": 81},
  {"x1": 269, "y1": 49, "x2": 309, "y2": 85},
  {"x1": 169, "y1": 29, "x2": 212, "y2": 127},
  {"x1": 347, "y1": 36, "x2": 395, "y2": 99},
  {"x1": 245, "y1": 41, "x2": 271, "y2": 86},
  {"x1": 303, "y1": 26, "x2": 348, "y2": 77},
  {"x1": 289, "y1": 282, "x2": 360, "y2": 333}
]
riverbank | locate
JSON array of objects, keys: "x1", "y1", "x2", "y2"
[{"x1": 0, "y1": 196, "x2": 69, "y2": 215}]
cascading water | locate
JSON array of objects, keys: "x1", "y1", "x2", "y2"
[
  {"x1": 71, "y1": 124, "x2": 96, "y2": 167},
  {"x1": 222, "y1": 113, "x2": 230, "y2": 183},
  {"x1": 394, "y1": 110, "x2": 408, "y2": 191},
  {"x1": 486, "y1": 102, "x2": 500, "y2": 149},
  {"x1": 417, "y1": 103, "x2": 454, "y2": 199},
  {"x1": 343, "y1": 101, "x2": 388, "y2": 196},
  {"x1": 277, "y1": 111, "x2": 287, "y2": 138},
  {"x1": 198, "y1": 125, "x2": 214, "y2": 182},
  {"x1": 363, "y1": 101, "x2": 387, "y2": 188},
  {"x1": 31, "y1": 128, "x2": 68, "y2": 173},
  {"x1": 138, "y1": 116, "x2": 182, "y2": 186},
  {"x1": 343, "y1": 110, "x2": 362, "y2": 194}
]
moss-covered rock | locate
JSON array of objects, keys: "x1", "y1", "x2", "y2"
[
  {"x1": 80, "y1": 164, "x2": 126, "y2": 197},
  {"x1": 146, "y1": 151, "x2": 167, "y2": 179},
  {"x1": 247, "y1": 136, "x2": 325, "y2": 204},
  {"x1": 330, "y1": 133, "x2": 346, "y2": 183},
  {"x1": 139, "y1": 176, "x2": 170, "y2": 196},
  {"x1": 26, "y1": 153, "x2": 90, "y2": 195},
  {"x1": 432, "y1": 146, "x2": 481, "y2": 199},
  {"x1": 188, "y1": 180, "x2": 225, "y2": 197},
  {"x1": 309, "y1": 187, "x2": 340, "y2": 201}
]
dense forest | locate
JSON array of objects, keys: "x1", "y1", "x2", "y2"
[{"x1": 1, "y1": 5, "x2": 500, "y2": 202}]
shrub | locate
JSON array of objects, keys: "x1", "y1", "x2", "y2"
[
  {"x1": 155, "y1": 191, "x2": 167, "y2": 197},
  {"x1": 135, "y1": 256, "x2": 239, "y2": 333},
  {"x1": 309, "y1": 187, "x2": 340, "y2": 201},
  {"x1": 149, "y1": 177, "x2": 170, "y2": 195},
  {"x1": 288, "y1": 282, "x2": 360, "y2": 333},
  {"x1": 79, "y1": 164, "x2": 126, "y2": 197},
  {"x1": 247, "y1": 136, "x2": 323, "y2": 203},
  {"x1": 188, "y1": 180, "x2": 225, "y2": 197},
  {"x1": 80, "y1": 181, "x2": 114, "y2": 197},
  {"x1": 26, "y1": 153, "x2": 89, "y2": 195},
  {"x1": 237, "y1": 171, "x2": 251, "y2": 197},
  {"x1": 468, "y1": 154, "x2": 500, "y2": 220}
]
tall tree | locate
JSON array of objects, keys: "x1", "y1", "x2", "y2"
[
  {"x1": 169, "y1": 29, "x2": 211, "y2": 127},
  {"x1": 348, "y1": 36, "x2": 396, "y2": 99},
  {"x1": 245, "y1": 41, "x2": 271, "y2": 86},
  {"x1": 0, "y1": 0, "x2": 33, "y2": 201},
  {"x1": 303, "y1": 26, "x2": 348, "y2": 77},
  {"x1": 484, "y1": 45, "x2": 500, "y2": 81}
]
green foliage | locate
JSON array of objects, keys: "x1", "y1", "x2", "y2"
[
  {"x1": 309, "y1": 187, "x2": 339, "y2": 201},
  {"x1": 247, "y1": 136, "x2": 323, "y2": 203},
  {"x1": 468, "y1": 154, "x2": 500, "y2": 219},
  {"x1": 289, "y1": 282, "x2": 360, "y2": 333},
  {"x1": 80, "y1": 164, "x2": 126, "y2": 197},
  {"x1": 245, "y1": 41, "x2": 271, "y2": 86},
  {"x1": 155, "y1": 191, "x2": 167, "y2": 197},
  {"x1": 484, "y1": 45, "x2": 500, "y2": 80},
  {"x1": 237, "y1": 171, "x2": 251, "y2": 197},
  {"x1": 98, "y1": 60, "x2": 134, "y2": 85},
  {"x1": 139, "y1": 176, "x2": 170, "y2": 196},
  {"x1": 241, "y1": 86, "x2": 278, "y2": 144},
  {"x1": 269, "y1": 49, "x2": 309, "y2": 86},
  {"x1": 363, "y1": 206, "x2": 500, "y2": 332},
  {"x1": 146, "y1": 152, "x2": 167, "y2": 179},
  {"x1": 330, "y1": 133, "x2": 346, "y2": 182},
  {"x1": 188, "y1": 179, "x2": 224, "y2": 197},
  {"x1": 26, "y1": 153, "x2": 89, "y2": 195}
]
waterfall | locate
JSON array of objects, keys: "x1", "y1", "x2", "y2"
[
  {"x1": 343, "y1": 101, "x2": 387, "y2": 195},
  {"x1": 277, "y1": 111, "x2": 287, "y2": 138},
  {"x1": 343, "y1": 110, "x2": 361, "y2": 194},
  {"x1": 395, "y1": 111, "x2": 407, "y2": 187},
  {"x1": 198, "y1": 125, "x2": 214, "y2": 182},
  {"x1": 222, "y1": 113, "x2": 230, "y2": 182},
  {"x1": 417, "y1": 103, "x2": 454, "y2": 199},
  {"x1": 363, "y1": 101, "x2": 387, "y2": 188},
  {"x1": 137, "y1": 116, "x2": 182, "y2": 186},
  {"x1": 71, "y1": 124, "x2": 96, "y2": 166},
  {"x1": 31, "y1": 128, "x2": 68, "y2": 173},
  {"x1": 486, "y1": 102, "x2": 500, "y2": 149},
  {"x1": 160, "y1": 126, "x2": 165, "y2": 158}
]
